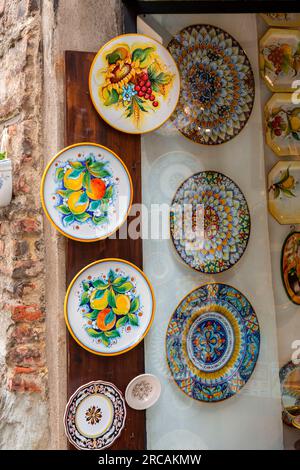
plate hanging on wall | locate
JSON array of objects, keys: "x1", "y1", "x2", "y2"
[
  {"x1": 89, "y1": 34, "x2": 180, "y2": 134},
  {"x1": 167, "y1": 24, "x2": 255, "y2": 145},
  {"x1": 281, "y1": 231, "x2": 300, "y2": 305},
  {"x1": 170, "y1": 171, "x2": 251, "y2": 274},
  {"x1": 265, "y1": 94, "x2": 300, "y2": 157},
  {"x1": 64, "y1": 380, "x2": 126, "y2": 450},
  {"x1": 279, "y1": 361, "x2": 300, "y2": 428},
  {"x1": 40, "y1": 143, "x2": 133, "y2": 242},
  {"x1": 260, "y1": 13, "x2": 300, "y2": 28},
  {"x1": 268, "y1": 161, "x2": 300, "y2": 224},
  {"x1": 259, "y1": 28, "x2": 300, "y2": 92},
  {"x1": 166, "y1": 283, "x2": 260, "y2": 403},
  {"x1": 64, "y1": 258, "x2": 155, "y2": 356}
]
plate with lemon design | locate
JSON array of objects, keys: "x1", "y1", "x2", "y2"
[
  {"x1": 268, "y1": 161, "x2": 300, "y2": 224},
  {"x1": 89, "y1": 34, "x2": 180, "y2": 134},
  {"x1": 40, "y1": 143, "x2": 132, "y2": 241},
  {"x1": 64, "y1": 259, "x2": 155, "y2": 356}
]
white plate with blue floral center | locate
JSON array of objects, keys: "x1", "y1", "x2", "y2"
[
  {"x1": 167, "y1": 24, "x2": 255, "y2": 145},
  {"x1": 64, "y1": 380, "x2": 126, "y2": 450},
  {"x1": 64, "y1": 259, "x2": 155, "y2": 356},
  {"x1": 170, "y1": 171, "x2": 251, "y2": 273},
  {"x1": 40, "y1": 143, "x2": 133, "y2": 242},
  {"x1": 89, "y1": 34, "x2": 180, "y2": 134}
]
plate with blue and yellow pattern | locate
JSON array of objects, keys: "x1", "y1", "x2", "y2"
[{"x1": 166, "y1": 283, "x2": 260, "y2": 402}]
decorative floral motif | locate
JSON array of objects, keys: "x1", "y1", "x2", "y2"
[
  {"x1": 269, "y1": 165, "x2": 297, "y2": 199},
  {"x1": 54, "y1": 152, "x2": 115, "y2": 227},
  {"x1": 80, "y1": 268, "x2": 142, "y2": 348},
  {"x1": 85, "y1": 405, "x2": 102, "y2": 425},
  {"x1": 98, "y1": 42, "x2": 174, "y2": 127},
  {"x1": 132, "y1": 380, "x2": 153, "y2": 401},
  {"x1": 282, "y1": 231, "x2": 300, "y2": 305},
  {"x1": 267, "y1": 107, "x2": 300, "y2": 141},
  {"x1": 170, "y1": 171, "x2": 250, "y2": 273},
  {"x1": 64, "y1": 381, "x2": 126, "y2": 450},
  {"x1": 260, "y1": 39, "x2": 300, "y2": 86},
  {"x1": 168, "y1": 25, "x2": 255, "y2": 144},
  {"x1": 166, "y1": 283, "x2": 260, "y2": 402}
]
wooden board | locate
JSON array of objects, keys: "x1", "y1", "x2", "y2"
[{"x1": 65, "y1": 51, "x2": 145, "y2": 450}]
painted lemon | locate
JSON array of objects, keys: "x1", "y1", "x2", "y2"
[
  {"x1": 86, "y1": 178, "x2": 106, "y2": 200},
  {"x1": 282, "y1": 175, "x2": 295, "y2": 190},
  {"x1": 64, "y1": 168, "x2": 84, "y2": 190},
  {"x1": 281, "y1": 44, "x2": 292, "y2": 56},
  {"x1": 67, "y1": 190, "x2": 89, "y2": 215},
  {"x1": 90, "y1": 289, "x2": 109, "y2": 310},
  {"x1": 290, "y1": 116, "x2": 300, "y2": 132},
  {"x1": 113, "y1": 294, "x2": 131, "y2": 315},
  {"x1": 96, "y1": 308, "x2": 116, "y2": 331}
]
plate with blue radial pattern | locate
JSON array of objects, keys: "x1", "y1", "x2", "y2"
[
  {"x1": 166, "y1": 283, "x2": 260, "y2": 402},
  {"x1": 170, "y1": 171, "x2": 251, "y2": 274},
  {"x1": 167, "y1": 24, "x2": 255, "y2": 145}
]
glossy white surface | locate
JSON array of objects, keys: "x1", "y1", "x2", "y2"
[
  {"x1": 125, "y1": 374, "x2": 161, "y2": 410},
  {"x1": 140, "y1": 13, "x2": 283, "y2": 450}
]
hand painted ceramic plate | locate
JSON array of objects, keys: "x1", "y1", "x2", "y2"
[
  {"x1": 41, "y1": 143, "x2": 132, "y2": 242},
  {"x1": 260, "y1": 28, "x2": 300, "y2": 92},
  {"x1": 125, "y1": 374, "x2": 161, "y2": 410},
  {"x1": 281, "y1": 231, "x2": 300, "y2": 305},
  {"x1": 170, "y1": 171, "x2": 251, "y2": 274},
  {"x1": 279, "y1": 361, "x2": 300, "y2": 428},
  {"x1": 167, "y1": 24, "x2": 255, "y2": 145},
  {"x1": 265, "y1": 94, "x2": 300, "y2": 157},
  {"x1": 166, "y1": 283, "x2": 260, "y2": 402},
  {"x1": 268, "y1": 161, "x2": 300, "y2": 224},
  {"x1": 261, "y1": 13, "x2": 300, "y2": 28},
  {"x1": 64, "y1": 380, "x2": 126, "y2": 450},
  {"x1": 89, "y1": 34, "x2": 180, "y2": 134},
  {"x1": 64, "y1": 259, "x2": 155, "y2": 356}
]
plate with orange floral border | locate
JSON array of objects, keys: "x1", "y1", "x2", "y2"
[
  {"x1": 265, "y1": 94, "x2": 300, "y2": 156},
  {"x1": 260, "y1": 28, "x2": 300, "y2": 92},
  {"x1": 64, "y1": 380, "x2": 126, "y2": 450},
  {"x1": 40, "y1": 143, "x2": 133, "y2": 242},
  {"x1": 89, "y1": 34, "x2": 180, "y2": 134},
  {"x1": 64, "y1": 258, "x2": 155, "y2": 356}
]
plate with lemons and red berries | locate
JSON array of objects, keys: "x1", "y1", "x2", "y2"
[
  {"x1": 89, "y1": 34, "x2": 180, "y2": 134},
  {"x1": 40, "y1": 143, "x2": 133, "y2": 242},
  {"x1": 64, "y1": 259, "x2": 155, "y2": 356}
]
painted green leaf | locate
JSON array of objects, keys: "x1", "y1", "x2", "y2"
[
  {"x1": 274, "y1": 186, "x2": 280, "y2": 199},
  {"x1": 75, "y1": 213, "x2": 91, "y2": 222},
  {"x1": 104, "y1": 309, "x2": 115, "y2": 326},
  {"x1": 93, "y1": 279, "x2": 108, "y2": 289},
  {"x1": 89, "y1": 200, "x2": 101, "y2": 212},
  {"x1": 68, "y1": 168, "x2": 84, "y2": 179},
  {"x1": 108, "y1": 269, "x2": 116, "y2": 282},
  {"x1": 114, "y1": 281, "x2": 134, "y2": 294},
  {"x1": 104, "y1": 329, "x2": 120, "y2": 338},
  {"x1": 154, "y1": 72, "x2": 172, "y2": 85},
  {"x1": 77, "y1": 192, "x2": 89, "y2": 205},
  {"x1": 282, "y1": 188, "x2": 296, "y2": 197},
  {"x1": 69, "y1": 161, "x2": 84, "y2": 169},
  {"x1": 80, "y1": 292, "x2": 90, "y2": 306},
  {"x1": 129, "y1": 297, "x2": 140, "y2": 313},
  {"x1": 55, "y1": 167, "x2": 64, "y2": 180},
  {"x1": 104, "y1": 88, "x2": 119, "y2": 106},
  {"x1": 116, "y1": 315, "x2": 129, "y2": 328},
  {"x1": 82, "y1": 281, "x2": 90, "y2": 291},
  {"x1": 103, "y1": 185, "x2": 113, "y2": 200},
  {"x1": 132, "y1": 47, "x2": 154, "y2": 63},
  {"x1": 112, "y1": 276, "x2": 129, "y2": 287},
  {"x1": 106, "y1": 48, "x2": 126, "y2": 65},
  {"x1": 292, "y1": 131, "x2": 300, "y2": 141},
  {"x1": 56, "y1": 189, "x2": 73, "y2": 198},
  {"x1": 100, "y1": 332, "x2": 110, "y2": 346},
  {"x1": 277, "y1": 167, "x2": 290, "y2": 185},
  {"x1": 97, "y1": 169, "x2": 112, "y2": 178},
  {"x1": 92, "y1": 215, "x2": 107, "y2": 226},
  {"x1": 86, "y1": 328, "x2": 102, "y2": 338},
  {"x1": 63, "y1": 214, "x2": 75, "y2": 226},
  {"x1": 56, "y1": 205, "x2": 71, "y2": 215},
  {"x1": 128, "y1": 313, "x2": 139, "y2": 326},
  {"x1": 84, "y1": 310, "x2": 99, "y2": 320},
  {"x1": 83, "y1": 171, "x2": 92, "y2": 192},
  {"x1": 107, "y1": 289, "x2": 116, "y2": 308},
  {"x1": 85, "y1": 155, "x2": 93, "y2": 166},
  {"x1": 94, "y1": 289, "x2": 105, "y2": 300}
]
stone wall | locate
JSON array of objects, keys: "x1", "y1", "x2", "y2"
[
  {"x1": 0, "y1": 0, "x2": 48, "y2": 449},
  {"x1": 0, "y1": 0, "x2": 122, "y2": 449}
]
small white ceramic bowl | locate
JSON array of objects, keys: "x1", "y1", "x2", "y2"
[{"x1": 125, "y1": 373, "x2": 161, "y2": 410}]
